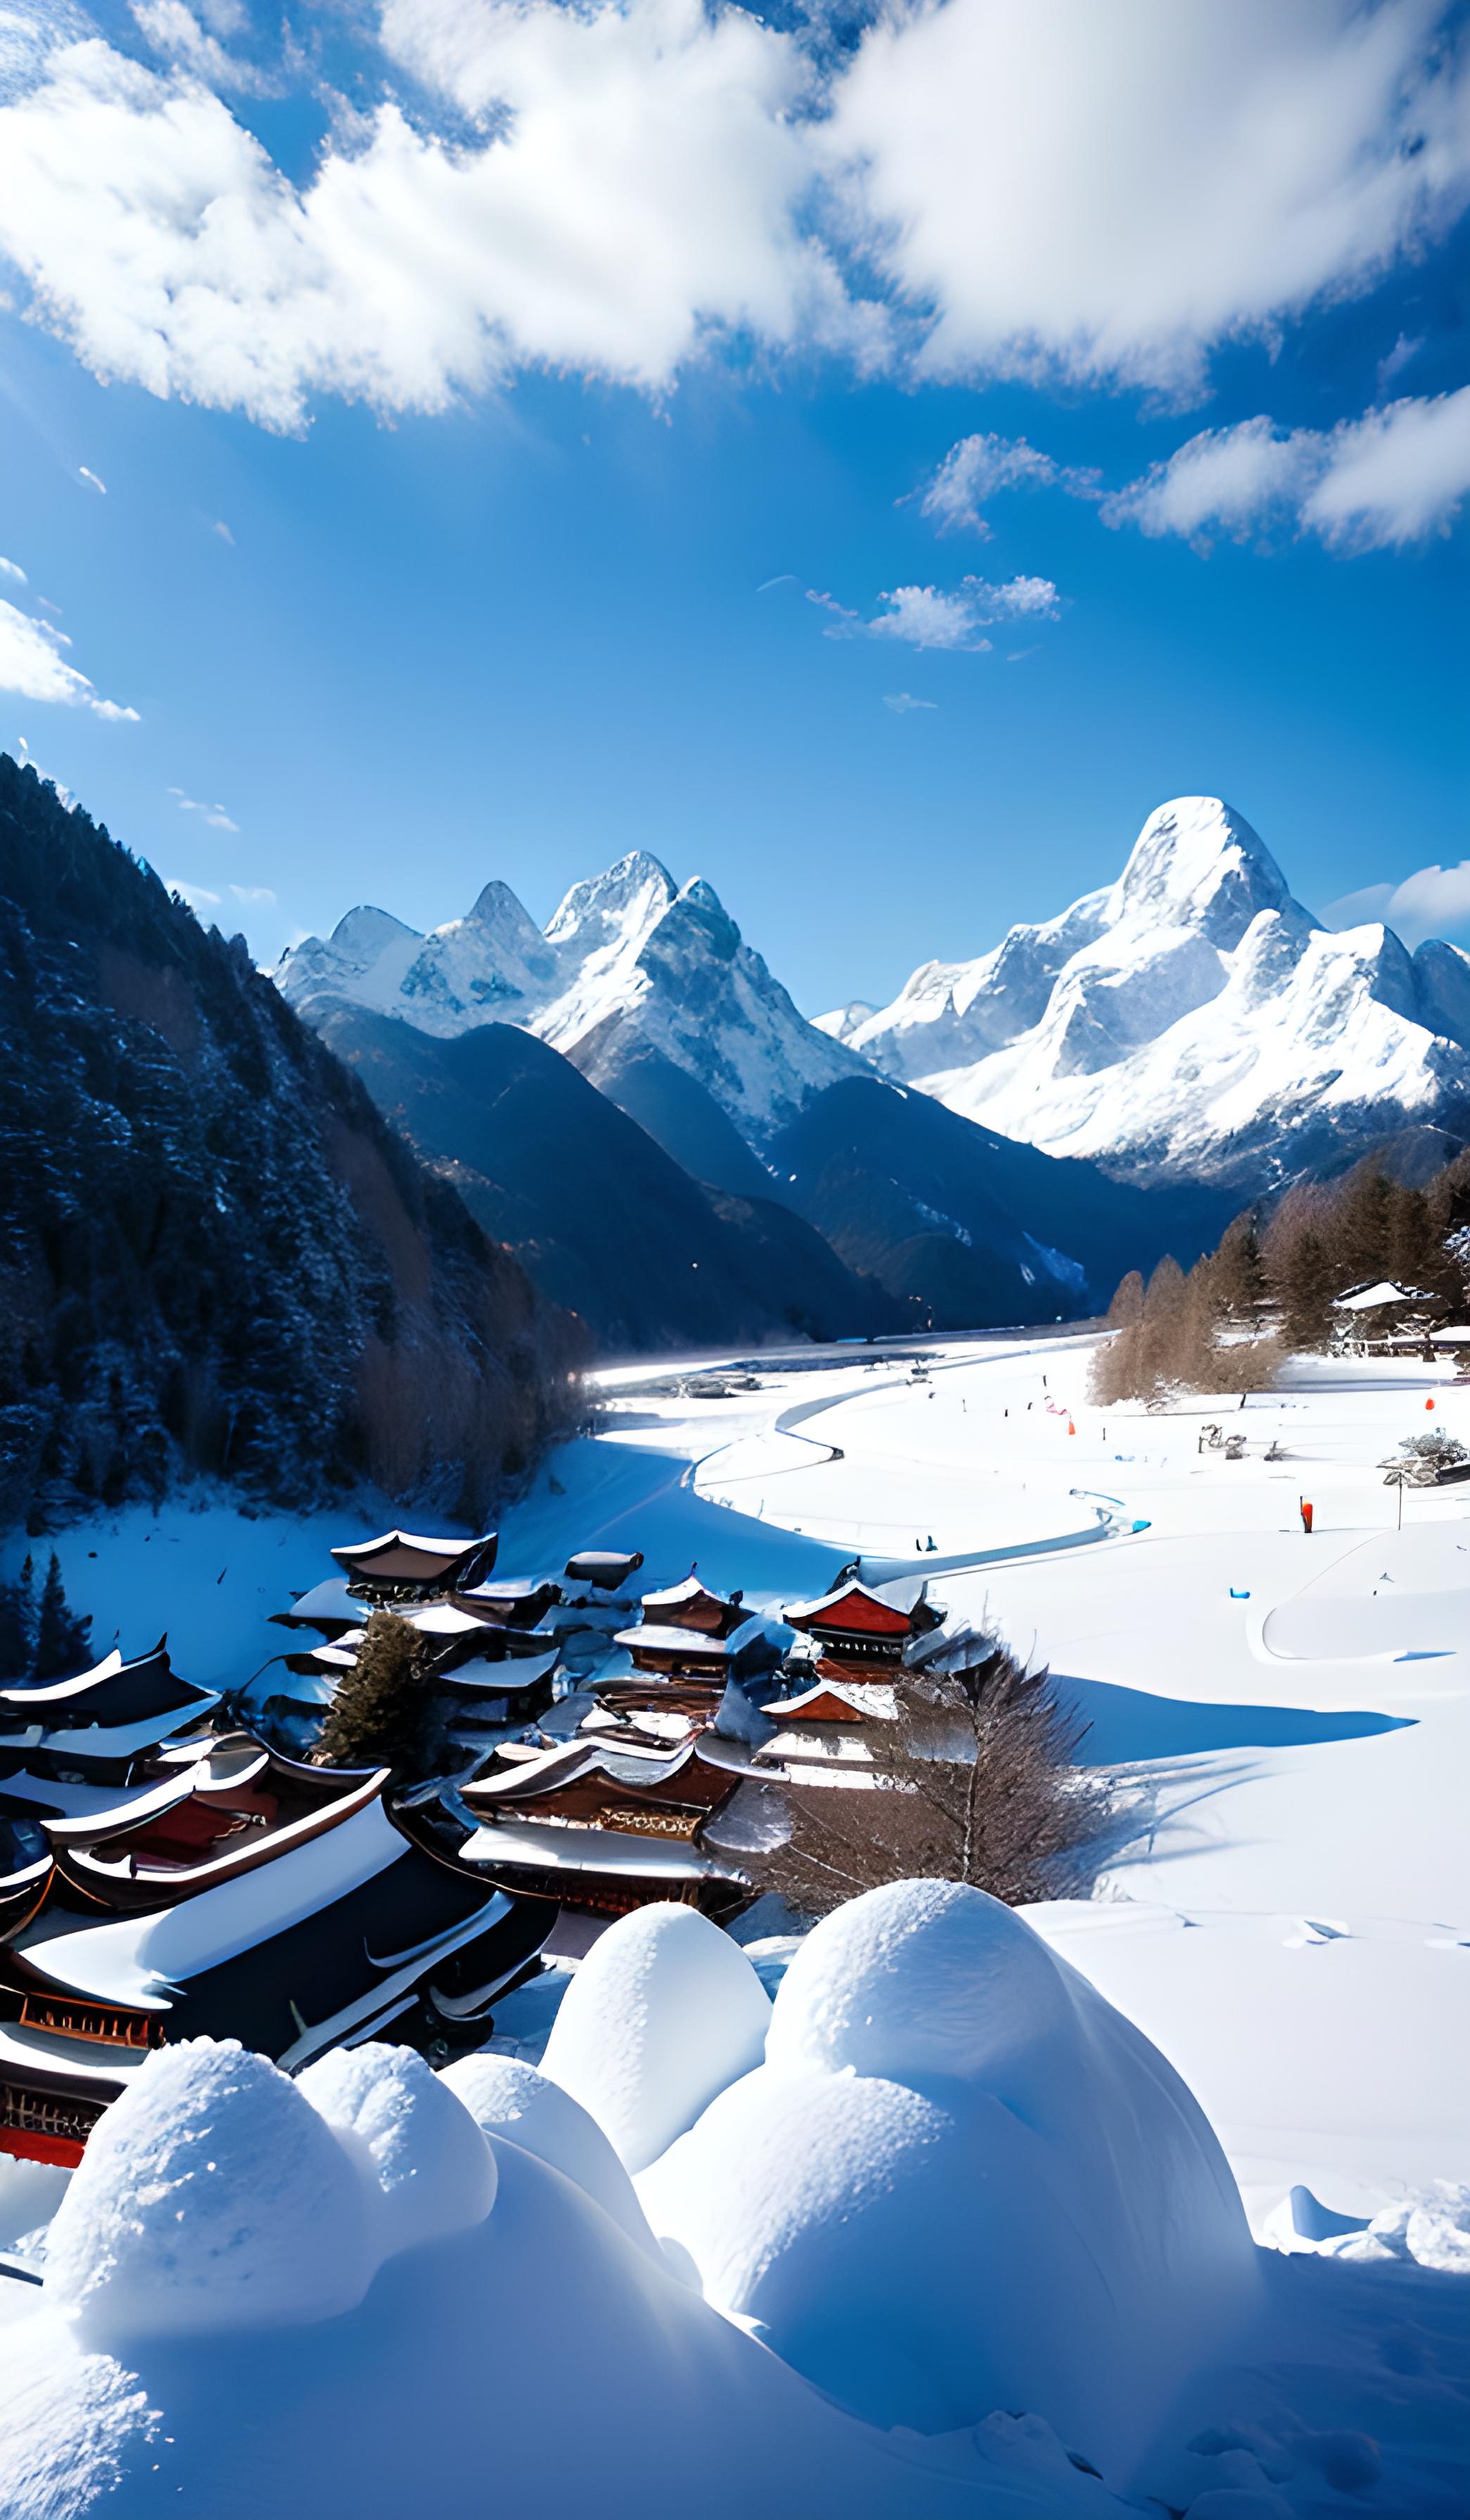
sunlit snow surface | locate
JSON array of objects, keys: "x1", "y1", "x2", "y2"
[
  {"x1": 846, "y1": 798, "x2": 1470, "y2": 1185},
  {"x1": 2, "y1": 1332, "x2": 1468, "y2": 2512}
]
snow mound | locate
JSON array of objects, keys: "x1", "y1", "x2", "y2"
[
  {"x1": 0, "y1": 2050, "x2": 1094, "y2": 2520},
  {"x1": 638, "y1": 1880, "x2": 1258, "y2": 2478},
  {"x1": 1322, "y1": 2180, "x2": 1470, "y2": 2272},
  {"x1": 765, "y1": 1874, "x2": 1073, "y2": 2089},
  {"x1": 42, "y1": 2039, "x2": 376, "y2": 2345},
  {"x1": 540, "y1": 1901, "x2": 772, "y2": 2173},
  {"x1": 298, "y1": 2043, "x2": 495, "y2": 2257},
  {"x1": 438, "y1": 2052, "x2": 658, "y2": 2257}
]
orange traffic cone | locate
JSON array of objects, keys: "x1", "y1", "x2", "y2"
[{"x1": 1067, "y1": 1418, "x2": 1075, "y2": 1435}]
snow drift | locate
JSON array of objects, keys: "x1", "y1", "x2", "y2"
[
  {"x1": 439, "y1": 2050, "x2": 660, "y2": 2260},
  {"x1": 0, "y1": 2028, "x2": 1121, "y2": 2520},
  {"x1": 539, "y1": 1899, "x2": 772, "y2": 2172},
  {"x1": 636, "y1": 1881, "x2": 1260, "y2": 2475},
  {"x1": 41, "y1": 2040, "x2": 379, "y2": 2346}
]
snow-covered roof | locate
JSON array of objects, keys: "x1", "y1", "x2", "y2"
[
  {"x1": 331, "y1": 1530, "x2": 497, "y2": 1583},
  {"x1": 442, "y1": 1647, "x2": 558, "y2": 1693},
  {"x1": 617, "y1": 1621, "x2": 737, "y2": 1659},
  {"x1": 580, "y1": 1706, "x2": 694, "y2": 1746},
  {"x1": 462, "y1": 1576, "x2": 558, "y2": 1607},
  {"x1": 639, "y1": 1574, "x2": 734, "y2": 1613},
  {"x1": 405, "y1": 1600, "x2": 509, "y2": 1640},
  {"x1": 564, "y1": 1550, "x2": 645, "y2": 1588},
  {"x1": 757, "y1": 1680, "x2": 897, "y2": 1722},
  {"x1": 781, "y1": 1581, "x2": 922, "y2": 1633},
  {"x1": 467, "y1": 1734, "x2": 701, "y2": 1804},
  {"x1": 1332, "y1": 1280, "x2": 1428, "y2": 1312},
  {"x1": 461, "y1": 1818, "x2": 726, "y2": 1879},
  {"x1": 15, "y1": 1702, "x2": 221, "y2": 1761},
  {"x1": 271, "y1": 1578, "x2": 367, "y2": 1631},
  {"x1": 41, "y1": 1744, "x2": 269, "y2": 1846},
  {"x1": 14, "y1": 1797, "x2": 407, "y2": 2008},
  {"x1": 0, "y1": 1645, "x2": 124, "y2": 1706}
]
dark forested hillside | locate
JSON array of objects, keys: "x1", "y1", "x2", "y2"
[
  {"x1": 311, "y1": 1003, "x2": 902, "y2": 1352},
  {"x1": 0, "y1": 757, "x2": 581, "y2": 1532},
  {"x1": 768, "y1": 1077, "x2": 1234, "y2": 1329}
]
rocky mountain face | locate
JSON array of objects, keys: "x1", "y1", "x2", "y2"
[
  {"x1": 282, "y1": 858, "x2": 1218, "y2": 1336},
  {"x1": 0, "y1": 757, "x2": 579, "y2": 1532},
  {"x1": 833, "y1": 798, "x2": 1470, "y2": 1194}
]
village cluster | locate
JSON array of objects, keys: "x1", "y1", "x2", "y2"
[{"x1": 0, "y1": 1525, "x2": 945, "y2": 2178}]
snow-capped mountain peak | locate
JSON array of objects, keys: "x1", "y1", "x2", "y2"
[
  {"x1": 544, "y1": 850, "x2": 677, "y2": 951},
  {"x1": 278, "y1": 851, "x2": 857, "y2": 1146},
  {"x1": 848, "y1": 796, "x2": 1470, "y2": 1192},
  {"x1": 1104, "y1": 797, "x2": 1293, "y2": 949}
]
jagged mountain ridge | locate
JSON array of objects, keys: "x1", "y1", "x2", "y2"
[
  {"x1": 833, "y1": 799, "x2": 1470, "y2": 1192},
  {"x1": 281, "y1": 856, "x2": 1224, "y2": 1332},
  {"x1": 281, "y1": 851, "x2": 857, "y2": 1148},
  {"x1": 0, "y1": 756, "x2": 578, "y2": 1530}
]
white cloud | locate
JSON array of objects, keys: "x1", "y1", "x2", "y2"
[
  {"x1": 1324, "y1": 862, "x2": 1470, "y2": 946},
  {"x1": 917, "y1": 432, "x2": 1097, "y2": 536},
  {"x1": 1303, "y1": 387, "x2": 1470, "y2": 549},
  {"x1": 78, "y1": 465, "x2": 106, "y2": 493},
  {"x1": 212, "y1": 518, "x2": 235, "y2": 544},
  {"x1": 811, "y1": 574, "x2": 1059, "y2": 652},
  {"x1": 167, "y1": 876, "x2": 221, "y2": 912},
  {"x1": 1101, "y1": 418, "x2": 1320, "y2": 544},
  {"x1": 883, "y1": 690, "x2": 937, "y2": 711},
  {"x1": 1377, "y1": 333, "x2": 1423, "y2": 393},
  {"x1": 0, "y1": 555, "x2": 26, "y2": 582},
  {"x1": 827, "y1": 0, "x2": 1470, "y2": 397},
  {"x1": 0, "y1": 8, "x2": 865, "y2": 429},
  {"x1": 0, "y1": 598, "x2": 138, "y2": 717},
  {"x1": 1103, "y1": 388, "x2": 1470, "y2": 551},
  {"x1": 168, "y1": 784, "x2": 238, "y2": 830},
  {"x1": 130, "y1": 0, "x2": 272, "y2": 95},
  {"x1": 229, "y1": 881, "x2": 276, "y2": 904},
  {"x1": 0, "y1": 1, "x2": 1462, "y2": 425}
]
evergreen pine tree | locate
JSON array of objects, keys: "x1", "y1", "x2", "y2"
[
  {"x1": 1210, "y1": 1213, "x2": 1268, "y2": 1327},
  {"x1": 1335, "y1": 1165, "x2": 1397, "y2": 1290},
  {"x1": 314, "y1": 1611, "x2": 446, "y2": 1779},
  {"x1": 30, "y1": 1552, "x2": 93, "y2": 1681},
  {"x1": 1277, "y1": 1228, "x2": 1338, "y2": 1352},
  {"x1": 0, "y1": 1555, "x2": 36, "y2": 1681}
]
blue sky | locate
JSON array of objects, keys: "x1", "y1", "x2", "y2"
[{"x1": 0, "y1": 0, "x2": 1466, "y2": 1017}]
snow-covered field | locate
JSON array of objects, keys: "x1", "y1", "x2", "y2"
[{"x1": 3, "y1": 1334, "x2": 1467, "y2": 2515}]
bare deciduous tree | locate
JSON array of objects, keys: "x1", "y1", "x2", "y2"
[{"x1": 753, "y1": 1639, "x2": 1113, "y2": 1917}]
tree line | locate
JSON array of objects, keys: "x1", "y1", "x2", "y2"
[
  {"x1": 0, "y1": 1553, "x2": 95, "y2": 1683},
  {"x1": 1092, "y1": 1147, "x2": 1470, "y2": 1406}
]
